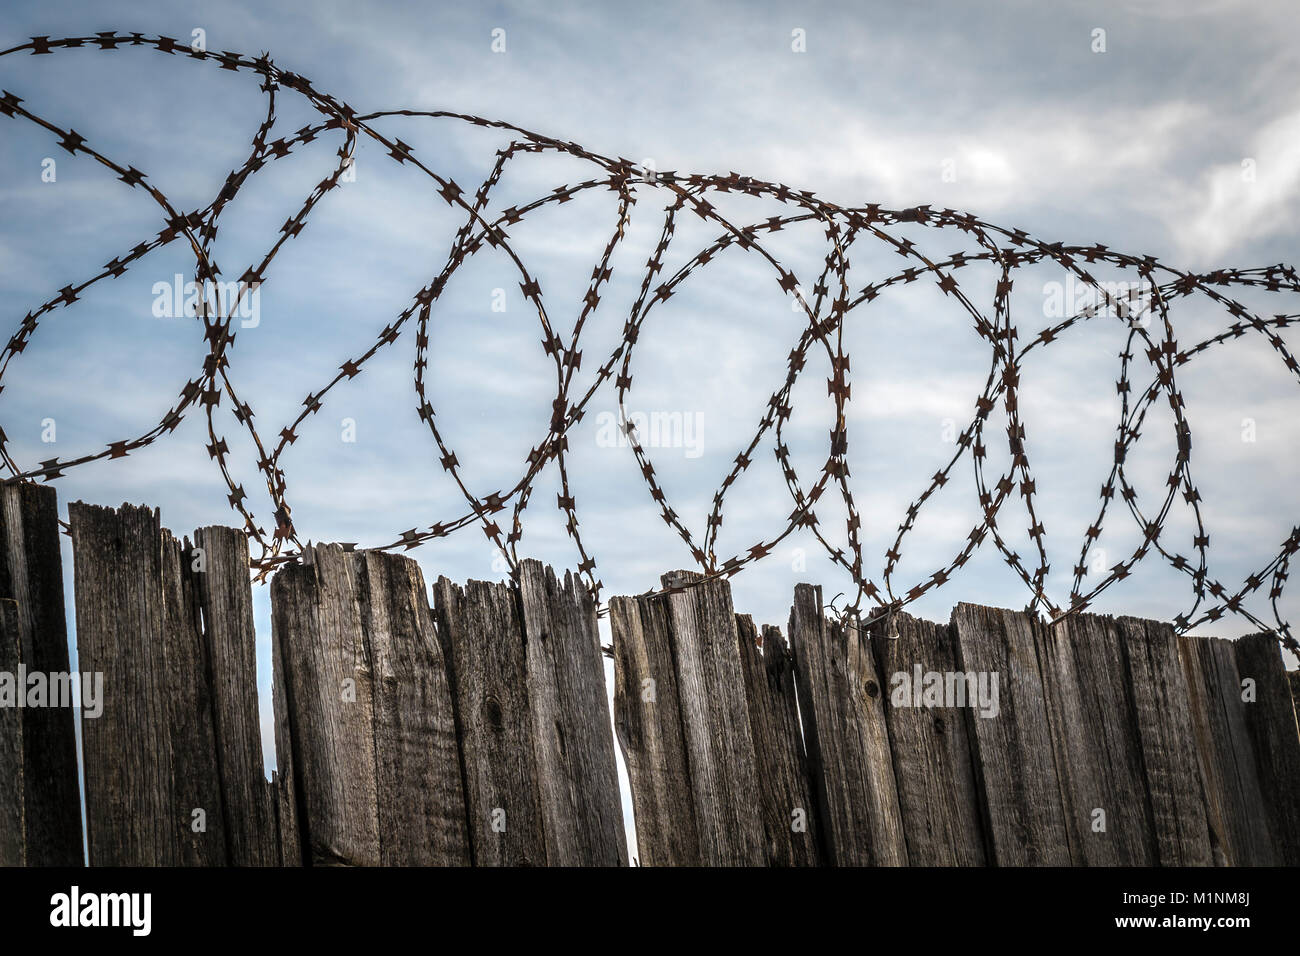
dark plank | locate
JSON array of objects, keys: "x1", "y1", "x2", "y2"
[
  {"x1": 736, "y1": 615, "x2": 822, "y2": 866},
  {"x1": 789, "y1": 583, "x2": 907, "y2": 866},
  {"x1": 1114, "y1": 616, "x2": 1213, "y2": 866},
  {"x1": 192, "y1": 526, "x2": 279, "y2": 866},
  {"x1": 1037, "y1": 613, "x2": 1156, "y2": 864},
  {"x1": 434, "y1": 576, "x2": 545, "y2": 866},
  {"x1": 0, "y1": 599, "x2": 24, "y2": 865},
  {"x1": 70, "y1": 501, "x2": 226, "y2": 866},
  {"x1": 270, "y1": 601, "x2": 302, "y2": 866},
  {"x1": 872, "y1": 612, "x2": 986, "y2": 866},
  {"x1": 0, "y1": 483, "x2": 82, "y2": 865},
  {"x1": 518, "y1": 560, "x2": 626, "y2": 866},
  {"x1": 609, "y1": 592, "x2": 699, "y2": 866},
  {"x1": 950, "y1": 602, "x2": 1069, "y2": 865},
  {"x1": 1179, "y1": 634, "x2": 1277, "y2": 865},
  {"x1": 661, "y1": 571, "x2": 765, "y2": 865},
  {"x1": 1232, "y1": 632, "x2": 1300, "y2": 864}
]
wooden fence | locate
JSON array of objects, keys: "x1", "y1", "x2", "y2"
[{"x1": 1, "y1": 486, "x2": 1298, "y2": 866}]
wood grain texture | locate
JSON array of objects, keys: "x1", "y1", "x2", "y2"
[
  {"x1": 950, "y1": 602, "x2": 1069, "y2": 865},
  {"x1": 272, "y1": 545, "x2": 377, "y2": 865},
  {"x1": 736, "y1": 616, "x2": 822, "y2": 866},
  {"x1": 789, "y1": 584, "x2": 907, "y2": 866},
  {"x1": 1232, "y1": 633, "x2": 1300, "y2": 864},
  {"x1": 609, "y1": 592, "x2": 699, "y2": 866},
  {"x1": 1114, "y1": 616, "x2": 1213, "y2": 866},
  {"x1": 363, "y1": 553, "x2": 470, "y2": 865},
  {"x1": 518, "y1": 560, "x2": 626, "y2": 866},
  {"x1": 273, "y1": 546, "x2": 469, "y2": 865},
  {"x1": 1038, "y1": 613, "x2": 1156, "y2": 864},
  {"x1": 872, "y1": 612, "x2": 986, "y2": 866},
  {"x1": 70, "y1": 501, "x2": 226, "y2": 866},
  {"x1": 661, "y1": 570, "x2": 765, "y2": 866},
  {"x1": 270, "y1": 609, "x2": 302, "y2": 865},
  {"x1": 1179, "y1": 634, "x2": 1276, "y2": 865},
  {"x1": 192, "y1": 526, "x2": 279, "y2": 866},
  {"x1": 0, "y1": 483, "x2": 82, "y2": 865},
  {"x1": 0, "y1": 599, "x2": 25, "y2": 865},
  {"x1": 434, "y1": 575, "x2": 544, "y2": 866},
  {"x1": 31, "y1": 489, "x2": 1297, "y2": 872}
]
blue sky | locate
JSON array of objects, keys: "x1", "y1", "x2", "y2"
[{"x1": 3, "y1": 1, "x2": 1299, "y2": 852}]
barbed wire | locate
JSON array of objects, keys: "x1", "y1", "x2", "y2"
[{"x1": 1, "y1": 33, "x2": 1297, "y2": 651}]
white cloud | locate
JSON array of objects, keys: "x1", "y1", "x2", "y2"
[{"x1": 1178, "y1": 110, "x2": 1300, "y2": 262}]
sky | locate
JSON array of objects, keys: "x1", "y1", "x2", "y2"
[{"x1": 2, "y1": 0, "x2": 1299, "y2": 858}]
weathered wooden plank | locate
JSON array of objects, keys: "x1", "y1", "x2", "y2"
[
  {"x1": 192, "y1": 526, "x2": 278, "y2": 866},
  {"x1": 518, "y1": 560, "x2": 626, "y2": 866},
  {"x1": 872, "y1": 612, "x2": 986, "y2": 866},
  {"x1": 736, "y1": 615, "x2": 822, "y2": 866},
  {"x1": 0, "y1": 599, "x2": 25, "y2": 866},
  {"x1": 271, "y1": 545, "x2": 378, "y2": 865},
  {"x1": 159, "y1": 533, "x2": 228, "y2": 867},
  {"x1": 270, "y1": 604, "x2": 302, "y2": 866},
  {"x1": 609, "y1": 592, "x2": 699, "y2": 866},
  {"x1": 661, "y1": 570, "x2": 765, "y2": 866},
  {"x1": 789, "y1": 584, "x2": 907, "y2": 866},
  {"x1": 434, "y1": 576, "x2": 544, "y2": 866},
  {"x1": 1232, "y1": 632, "x2": 1300, "y2": 864},
  {"x1": 0, "y1": 483, "x2": 82, "y2": 865},
  {"x1": 1114, "y1": 616, "x2": 1213, "y2": 866},
  {"x1": 950, "y1": 602, "x2": 1069, "y2": 865},
  {"x1": 70, "y1": 501, "x2": 226, "y2": 866},
  {"x1": 273, "y1": 546, "x2": 469, "y2": 865},
  {"x1": 363, "y1": 553, "x2": 470, "y2": 866},
  {"x1": 1179, "y1": 634, "x2": 1277, "y2": 865},
  {"x1": 1037, "y1": 613, "x2": 1156, "y2": 864}
]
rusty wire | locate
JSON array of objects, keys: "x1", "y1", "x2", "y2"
[{"x1": 1, "y1": 33, "x2": 1297, "y2": 651}]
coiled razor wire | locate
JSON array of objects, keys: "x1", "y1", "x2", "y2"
[{"x1": 1, "y1": 33, "x2": 1297, "y2": 652}]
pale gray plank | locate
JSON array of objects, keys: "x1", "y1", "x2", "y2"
[
  {"x1": 1180, "y1": 634, "x2": 1277, "y2": 865},
  {"x1": 1038, "y1": 613, "x2": 1156, "y2": 864},
  {"x1": 518, "y1": 560, "x2": 626, "y2": 866},
  {"x1": 950, "y1": 602, "x2": 1069, "y2": 865},
  {"x1": 1114, "y1": 616, "x2": 1213, "y2": 866},
  {"x1": 609, "y1": 592, "x2": 699, "y2": 866},
  {"x1": 873, "y1": 612, "x2": 986, "y2": 866},
  {"x1": 790, "y1": 584, "x2": 907, "y2": 866},
  {"x1": 661, "y1": 570, "x2": 764, "y2": 866}
]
